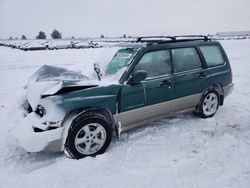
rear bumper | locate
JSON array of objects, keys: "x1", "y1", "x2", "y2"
[
  {"x1": 14, "y1": 112, "x2": 63, "y2": 152},
  {"x1": 223, "y1": 83, "x2": 234, "y2": 98}
]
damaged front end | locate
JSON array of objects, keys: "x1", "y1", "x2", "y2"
[
  {"x1": 16, "y1": 92, "x2": 66, "y2": 152},
  {"x1": 14, "y1": 65, "x2": 98, "y2": 152}
]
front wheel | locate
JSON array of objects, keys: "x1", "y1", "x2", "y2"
[
  {"x1": 64, "y1": 113, "x2": 112, "y2": 159},
  {"x1": 197, "y1": 90, "x2": 220, "y2": 118}
]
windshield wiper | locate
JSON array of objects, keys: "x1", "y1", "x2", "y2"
[{"x1": 94, "y1": 63, "x2": 102, "y2": 81}]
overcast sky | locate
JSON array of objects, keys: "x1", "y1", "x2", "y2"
[{"x1": 0, "y1": 0, "x2": 250, "y2": 39}]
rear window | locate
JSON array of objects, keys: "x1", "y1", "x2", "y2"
[
  {"x1": 200, "y1": 45, "x2": 225, "y2": 67},
  {"x1": 172, "y1": 47, "x2": 202, "y2": 73}
]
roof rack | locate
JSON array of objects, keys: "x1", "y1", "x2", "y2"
[
  {"x1": 173, "y1": 35, "x2": 209, "y2": 41},
  {"x1": 136, "y1": 35, "x2": 210, "y2": 44},
  {"x1": 136, "y1": 36, "x2": 175, "y2": 42}
]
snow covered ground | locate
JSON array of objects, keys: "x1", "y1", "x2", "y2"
[{"x1": 0, "y1": 40, "x2": 250, "y2": 188}]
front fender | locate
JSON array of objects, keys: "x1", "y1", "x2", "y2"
[
  {"x1": 58, "y1": 94, "x2": 118, "y2": 114},
  {"x1": 56, "y1": 84, "x2": 122, "y2": 116}
]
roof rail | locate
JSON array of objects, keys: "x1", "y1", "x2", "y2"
[
  {"x1": 173, "y1": 35, "x2": 210, "y2": 41},
  {"x1": 135, "y1": 35, "x2": 210, "y2": 43},
  {"x1": 136, "y1": 36, "x2": 175, "y2": 42}
]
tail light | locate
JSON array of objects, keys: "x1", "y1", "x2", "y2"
[{"x1": 230, "y1": 70, "x2": 233, "y2": 82}]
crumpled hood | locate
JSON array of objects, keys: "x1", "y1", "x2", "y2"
[
  {"x1": 27, "y1": 64, "x2": 89, "y2": 83},
  {"x1": 25, "y1": 65, "x2": 99, "y2": 108}
]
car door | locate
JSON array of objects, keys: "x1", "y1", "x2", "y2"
[
  {"x1": 171, "y1": 47, "x2": 206, "y2": 109},
  {"x1": 117, "y1": 49, "x2": 174, "y2": 127}
]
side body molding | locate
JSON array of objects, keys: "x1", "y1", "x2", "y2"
[{"x1": 114, "y1": 93, "x2": 202, "y2": 132}]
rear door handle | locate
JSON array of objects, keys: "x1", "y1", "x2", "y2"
[{"x1": 160, "y1": 79, "x2": 172, "y2": 87}]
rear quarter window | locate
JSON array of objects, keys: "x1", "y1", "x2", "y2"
[{"x1": 200, "y1": 45, "x2": 225, "y2": 67}]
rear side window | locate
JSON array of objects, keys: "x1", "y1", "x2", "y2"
[
  {"x1": 172, "y1": 47, "x2": 202, "y2": 73},
  {"x1": 200, "y1": 45, "x2": 225, "y2": 67}
]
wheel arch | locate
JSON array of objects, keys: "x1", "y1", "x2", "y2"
[
  {"x1": 61, "y1": 106, "x2": 115, "y2": 152},
  {"x1": 66, "y1": 106, "x2": 114, "y2": 121},
  {"x1": 210, "y1": 83, "x2": 224, "y2": 106}
]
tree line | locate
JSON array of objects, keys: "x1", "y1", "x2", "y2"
[
  {"x1": 10, "y1": 30, "x2": 131, "y2": 40},
  {"x1": 9, "y1": 29, "x2": 62, "y2": 40},
  {"x1": 36, "y1": 29, "x2": 62, "y2": 39}
]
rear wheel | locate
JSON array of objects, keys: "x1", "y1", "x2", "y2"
[
  {"x1": 197, "y1": 90, "x2": 220, "y2": 118},
  {"x1": 64, "y1": 113, "x2": 112, "y2": 159}
]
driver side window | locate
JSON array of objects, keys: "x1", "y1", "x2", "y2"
[{"x1": 133, "y1": 50, "x2": 171, "y2": 79}]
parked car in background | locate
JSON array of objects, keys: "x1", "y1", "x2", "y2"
[
  {"x1": 47, "y1": 41, "x2": 74, "y2": 50},
  {"x1": 20, "y1": 42, "x2": 47, "y2": 51},
  {"x1": 10, "y1": 41, "x2": 24, "y2": 48},
  {"x1": 73, "y1": 41, "x2": 91, "y2": 49},
  {"x1": 89, "y1": 41, "x2": 103, "y2": 48},
  {"x1": 11, "y1": 41, "x2": 27, "y2": 49},
  {"x1": 15, "y1": 35, "x2": 234, "y2": 159}
]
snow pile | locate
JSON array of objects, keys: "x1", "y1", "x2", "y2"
[
  {"x1": 0, "y1": 41, "x2": 250, "y2": 188},
  {"x1": 12, "y1": 112, "x2": 63, "y2": 152}
]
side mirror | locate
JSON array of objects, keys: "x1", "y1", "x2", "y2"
[{"x1": 128, "y1": 70, "x2": 147, "y2": 85}]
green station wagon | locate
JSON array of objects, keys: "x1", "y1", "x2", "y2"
[{"x1": 16, "y1": 35, "x2": 233, "y2": 159}]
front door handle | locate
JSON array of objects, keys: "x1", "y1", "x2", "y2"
[
  {"x1": 160, "y1": 79, "x2": 172, "y2": 87},
  {"x1": 198, "y1": 72, "x2": 206, "y2": 79}
]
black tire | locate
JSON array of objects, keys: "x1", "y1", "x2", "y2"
[
  {"x1": 64, "y1": 112, "x2": 112, "y2": 159},
  {"x1": 196, "y1": 90, "x2": 220, "y2": 119}
]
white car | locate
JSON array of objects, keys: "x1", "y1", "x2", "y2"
[
  {"x1": 73, "y1": 41, "x2": 91, "y2": 49},
  {"x1": 48, "y1": 41, "x2": 73, "y2": 50},
  {"x1": 11, "y1": 40, "x2": 28, "y2": 49},
  {"x1": 20, "y1": 41, "x2": 47, "y2": 51}
]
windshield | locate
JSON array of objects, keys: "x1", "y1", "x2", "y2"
[{"x1": 105, "y1": 48, "x2": 137, "y2": 75}]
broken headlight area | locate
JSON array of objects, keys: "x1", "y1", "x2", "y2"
[
  {"x1": 33, "y1": 121, "x2": 61, "y2": 132},
  {"x1": 34, "y1": 105, "x2": 45, "y2": 117},
  {"x1": 21, "y1": 101, "x2": 45, "y2": 118}
]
